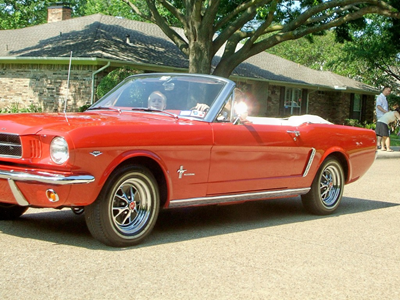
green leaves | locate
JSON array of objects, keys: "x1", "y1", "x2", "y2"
[
  {"x1": 0, "y1": 0, "x2": 48, "y2": 29},
  {"x1": 96, "y1": 67, "x2": 142, "y2": 99}
]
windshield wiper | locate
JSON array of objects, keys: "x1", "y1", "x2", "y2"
[
  {"x1": 131, "y1": 108, "x2": 179, "y2": 119},
  {"x1": 86, "y1": 106, "x2": 121, "y2": 112}
]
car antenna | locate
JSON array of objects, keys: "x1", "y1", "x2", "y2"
[{"x1": 64, "y1": 51, "x2": 73, "y2": 113}]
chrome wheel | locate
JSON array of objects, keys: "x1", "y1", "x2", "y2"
[
  {"x1": 320, "y1": 165, "x2": 342, "y2": 207},
  {"x1": 85, "y1": 165, "x2": 159, "y2": 247},
  {"x1": 301, "y1": 158, "x2": 344, "y2": 215},
  {"x1": 111, "y1": 178, "x2": 153, "y2": 236}
]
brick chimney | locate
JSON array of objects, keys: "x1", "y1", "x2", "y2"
[{"x1": 47, "y1": 2, "x2": 72, "y2": 23}]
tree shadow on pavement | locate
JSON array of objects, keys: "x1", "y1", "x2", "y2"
[
  {"x1": 0, "y1": 196, "x2": 398, "y2": 250},
  {"x1": 150, "y1": 196, "x2": 398, "y2": 245}
]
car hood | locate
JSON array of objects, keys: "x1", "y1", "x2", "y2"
[{"x1": 0, "y1": 111, "x2": 182, "y2": 135}]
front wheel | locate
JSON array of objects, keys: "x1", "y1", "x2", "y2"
[
  {"x1": 0, "y1": 203, "x2": 28, "y2": 220},
  {"x1": 85, "y1": 165, "x2": 160, "y2": 247},
  {"x1": 301, "y1": 158, "x2": 344, "y2": 215}
]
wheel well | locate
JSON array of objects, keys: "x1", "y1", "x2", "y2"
[
  {"x1": 326, "y1": 152, "x2": 349, "y2": 182},
  {"x1": 120, "y1": 156, "x2": 168, "y2": 209}
]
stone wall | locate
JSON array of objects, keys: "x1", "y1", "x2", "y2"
[
  {"x1": 307, "y1": 90, "x2": 350, "y2": 124},
  {"x1": 0, "y1": 64, "x2": 97, "y2": 112},
  {"x1": 264, "y1": 84, "x2": 282, "y2": 117}
]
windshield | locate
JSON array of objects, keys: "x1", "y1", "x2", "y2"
[{"x1": 90, "y1": 74, "x2": 229, "y2": 120}]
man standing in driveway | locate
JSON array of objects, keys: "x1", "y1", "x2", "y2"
[{"x1": 376, "y1": 86, "x2": 391, "y2": 149}]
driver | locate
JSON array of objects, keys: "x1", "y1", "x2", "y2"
[
  {"x1": 193, "y1": 103, "x2": 210, "y2": 112},
  {"x1": 216, "y1": 88, "x2": 250, "y2": 123},
  {"x1": 148, "y1": 91, "x2": 167, "y2": 110}
]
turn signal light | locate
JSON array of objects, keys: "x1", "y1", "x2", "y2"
[{"x1": 46, "y1": 189, "x2": 59, "y2": 202}]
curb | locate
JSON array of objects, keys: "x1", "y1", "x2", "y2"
[{"x1": 375, "y1": 146, "x2": 400, "y2": 159}]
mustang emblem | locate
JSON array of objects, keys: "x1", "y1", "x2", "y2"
[
  {"x1": 177, "y1": 166, "x2": 187, "y2": 179},
  {"x1": 177, "y1": 165, "x2": 195, "y2": 179}
]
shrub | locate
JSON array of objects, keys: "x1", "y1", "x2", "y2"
[
  {"x1": 364, "y1": 122, "x2": 376, "y2": 130},
  {"x1": 344, "y1": 119, "x2": 376, "y2": 130},
  {"x1": 344, "y1": 119, "x2": 363, "y2": 127},
  {"x1": 96, "y1": 67, "x2": 142, "y2": 99},
  {"x1": 0, "y1": 103, "x2": 42, "y2": 113},
  {"x1": 78, "y1": 104, "x2": 91, "y2": 112}
]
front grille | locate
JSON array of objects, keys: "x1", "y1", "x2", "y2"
[{"x1": 0, "y1": 134, "x2": 22, "y2": 158}]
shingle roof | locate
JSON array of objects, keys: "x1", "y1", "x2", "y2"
[
  {"x1": 236, "y1": 53, "x2": 377, "y2": 93},
  {"x1": 1, "y1": 14, "x2": 188, "y2": 68},
  {"x1": 0, "y1": 14, "x2": 378, "y2": 94}
]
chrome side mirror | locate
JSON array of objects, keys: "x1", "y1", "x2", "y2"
[{"x1": 233, "y1": 102, "x2": 248, "y2": 125}]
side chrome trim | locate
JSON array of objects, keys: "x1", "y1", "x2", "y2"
[
  {"x1": 0, "y1": 170, "x2": 95, "y2": 185},
  {"x1": 168, "y1": 187, "x2": 311, "y2": 208},
  {"x1": 303, "y1": 148, "x2": 316, "y2": 177}
]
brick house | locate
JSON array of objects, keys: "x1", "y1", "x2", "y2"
[{"x1": 0, "y1": 4, "x2": 378, "y2": 124}]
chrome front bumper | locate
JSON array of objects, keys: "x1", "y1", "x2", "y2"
[
  {"x1": 0, "y1": 169, "x2": 95, "y2": 206},
  {"x1": 0, "y1": 170, "x2": 95, "y2": 185}
]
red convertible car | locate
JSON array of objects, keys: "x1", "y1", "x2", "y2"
[{"x1": 0, "y1": 73, "x2": 376, "y2": 247}]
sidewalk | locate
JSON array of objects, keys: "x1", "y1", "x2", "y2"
[{"x1": 375, "y1": 146, "x2": 400, "y2": 159}]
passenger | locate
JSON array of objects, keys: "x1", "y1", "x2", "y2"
[{"x1": 148, "y1": 91, "x2": 167, "y2": 110}]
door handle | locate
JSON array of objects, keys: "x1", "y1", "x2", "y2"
[
  {"x1": 287, "y1": 130, "x2": 300, "y2": 137},
  {"x1": 287, "y1": 130, "x2": 300, "y2": 141}
]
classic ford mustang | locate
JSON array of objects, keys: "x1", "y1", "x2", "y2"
[{"x1": 0, "y1": 73, "x2": 376, "y2": 247}]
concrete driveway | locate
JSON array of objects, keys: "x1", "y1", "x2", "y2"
[{"x1": 1, "y1": 157, "x2": 399, "y2": 300}]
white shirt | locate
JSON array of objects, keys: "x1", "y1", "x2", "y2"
[
  {"x1": 378, "y1": 111, "x2": 397, "y2": 125},
  {"x1": 376, "y1": 93, "x2": 388, "y2": 119}
]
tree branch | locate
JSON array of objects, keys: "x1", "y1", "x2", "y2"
[
  {"x1": 217, "y1": 4, "x2": 400, "y2": 75},
  {"x1": 285, "y1": 0, "x2": 399, "y2": 32},
  {"x1": 120, "y1": 0, "x2": 151, "y2": 20},
  {"x1": 143, "y1": 0, "x2": 190, "y2": 55},
  {"x1": 158, "y1": 0, "x2": 187, "y2": 24},
  {"x1": 202, "y1": 0, "x2": 221, "y2": 29},
  {"x1": 214, "y1": 0, "x2": 273, "y2": 31}
]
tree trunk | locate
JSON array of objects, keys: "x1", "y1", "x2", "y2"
[
  {"x1": 187, "y1": 37, "x2": 213, "y2": 74},
  {"x1": 212, "y1": 61, "x2": 235, "y2": 78},
  {"x1": 212, "y1": 52, "x2": 243, "y2": 78}
]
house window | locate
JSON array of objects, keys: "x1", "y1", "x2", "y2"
[
  {"x1": 351, "y1": 94, "x2": 362, "y2": 120},
  {"x1": 284, "y1": 88, "x2": 302, "y2": 115}
]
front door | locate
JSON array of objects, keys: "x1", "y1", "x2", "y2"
[{"x1": 207, "y1": 122, "x2": 312, "y2": 195}]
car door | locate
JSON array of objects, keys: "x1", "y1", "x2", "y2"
[{"x1": 207, "y1": 121, "x2": 313, "y2": 195}]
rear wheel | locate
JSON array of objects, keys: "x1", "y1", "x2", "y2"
[
  {"x1": 0, "y1": 203, "x2": 28, "y2": 220},
  {"x1": 85, "y1": 165, "x2": 160, "y2": 247},
  {"x1": 301, "y1": 158, "x2": 344, "y2": 215}
]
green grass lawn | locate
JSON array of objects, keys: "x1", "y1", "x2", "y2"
[{"x1": 390, "y1": 133, "x2": 400, "y2": 146}]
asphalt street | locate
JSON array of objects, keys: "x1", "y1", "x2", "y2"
[{"x1": 1, "y1": 154, "x2": 399, "y2": 300}]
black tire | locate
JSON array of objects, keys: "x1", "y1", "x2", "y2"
[
  {"x1": 301, "y1": 158, "x2": 344, "y2": 215},
  {"x1": 0, "y1": 203, "x2": 28, "y2": 220},
  {"x1": 85, "y1": 165, "x2": 160, "y2": 247}
]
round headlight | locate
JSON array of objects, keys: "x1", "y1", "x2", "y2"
[{"x1": 50, "y1": 137, "x2": 69, "y2": 164}]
